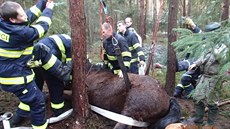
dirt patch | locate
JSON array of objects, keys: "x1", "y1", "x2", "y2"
[{"x1": 1, "y1": 91, "x2": 229, "y2": 129}]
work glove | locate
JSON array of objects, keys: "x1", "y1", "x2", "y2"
[
  {"x1": 118, "y1": 70, "x2": 123, "y2": 78},
  {"x1": 27, "y1": 60, "x2": 42, "y2": 68},
  {"x1": 188, "y1": 63, "x2": 197, "y2": 71},
  {"x1": 46, "y1": 1, "x2": 54, "y2": 9},
  {"x1": 139, "y1": 61, "x2": 146, "y2": 66},
  {"x1": 184, "y1": 18, "x2": 195, "y2": 28},
  {"x1": 139, "y1": 61, "x2": 146, "y2": 75}
]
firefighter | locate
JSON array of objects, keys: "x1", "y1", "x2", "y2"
[
  {"x1": 102, "y1": 22, "x2": 131, "y2": 78},
  {"x1": 117, "y1": 20, "x2": 145, "y2": 74},
  {"x1": 33, "y1": 34, "x2": 72, "y2": 117},
  {"x1": 125, "y1": 17, "x2": 142, "y2": 47},
  {"x1": 0, "y1": 0, "x2": 54, "y2": 128},
  {"x1": 173, "y1": 18, "x2": 203, "y2": 98}
]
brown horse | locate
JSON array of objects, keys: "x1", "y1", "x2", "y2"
[{"x1": 84, "y1": 64, "x2": 181, "y2": 129}]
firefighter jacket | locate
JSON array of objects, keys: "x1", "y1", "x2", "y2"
[
  {"x1": 103, "y1": 33, "x2": 131, "y2": 74},
  {"x1": 119, "y1": 30, "x2": 145, "y2": 64},
  {"x1": 0, "y1": 0, "x2": 53, "y2": 85},
  {"x1": 126, "y1": 26, "x2": 142, "y2": 46},
  {"x1": 37, "y1": 34, "x2": 72, "y2": 63}
]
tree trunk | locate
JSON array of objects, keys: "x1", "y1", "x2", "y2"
[
  {"x1": 187, "y1": 0, "x2": 191, "y2": 16},
  {"x1": 221, "y1": 0, "x2": 229, "y2": 21},
  {"x1": 69, "y1": 0, "x2": 89, "y2": 129},
  {"x1": 165, "y1": 0, "x2": 178, "y2": 96},
  {"x1": 182, "y1": 0, "x2": 186, "y2": 17},
  {"x1": 0, "y1": 0, "x2": 4, "y2": 4},
  {"x1": 139, "y1": 0, "x2": 146, "y2": 40}
]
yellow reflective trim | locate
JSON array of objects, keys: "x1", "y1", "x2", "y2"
[
  {"x1": 107, "y1": 55, "x2": 117, "y2": 60},
  {"x1": 22, "y1": 89, "x2": 28, "y2": 94},
  {"x1": 32, "y1": 121, "x2": 48, "y2": 129},
  {"x1": 184, "y1": 84, "x2": 192, "y2": 88},
  {"x1": 66, "y1": 58, "x2": 72, "y2": 62},
  {"x1": 177, "y1": 84, "x2": 184, "y2": 88},
  {"x1": 104, "y1": 60, "x2": 108, "y2": 64},
  {"x1": 113, "y1": 69, "x2": 121, "y2": 74},
  {"x1": 51, "y1": 102, "x2": 64, "y2": 109},
  {"x1": 121, "y1": 51, "x2": 131, "y2": 57},
  {"x1": 183, "y1": 74, "x2": 192, "y2": 78},
  {"x1": 108, "y1": 63, "x2": 112, "y2": 69},
  {"x1": 129, "y1": 47, "x2": 134, "y2": 51},
  {"x1": 50, "y1": 35, "x2": 66, "y2": 62},
  {"x1": 30, "y1": 5, "x2": 41, "y2": 17},
  {"x1": 18, "y1": 102, "x2": 30, "y2": 111},
  {"x1": 133, "y1": 43, "x2": 141, "y2": 49},
  {"x1": 131, "y1": 58, "x2": 138, "y2": 63},
  {"x1": 61, "y1": 34, "x2": 71, "y2": 39},
  {"x1": 31, "y1": 25, "x2": 45, "y2": 38},
  {"x1": 124, "y1": 61, "x2": 130, "y2": 67},
  {"x1": 0, "y1": 72, "x2": 35, "y2": 85},
  {"x1": 23, "y1": 46, "x2": 34, "y2": 55},
  {"x1": 36, "y1": 16, "x2": 52, "y2": 26},
  {"x1": 42, "y1": 55, "x2": 57, "y2": 70},
  {"x1": 0, "y1": 30, "x2": 10, "y2": 42},
  {"x1": 0, "y1": 46, "x2": 33, "y2": 58},
  {"x1": 137, "y1": 51, "x2": 144, "y2": 56}
]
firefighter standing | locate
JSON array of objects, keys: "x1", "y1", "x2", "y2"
[
  {"x1": 117, "y1": 20, "x2": 145, "y2": 74},
  {"x1": 125, "y1": 17, "x2": 142, "y2": 47},
  {"x1": 102, "y1": 22, "x2": 131, "y2": 78},
  {"x1": 0, "y1": 0, "x2": 54, "y2": 128},
  {"x1": 33, "y1": 34, "x2": 72, "y2": 117}
]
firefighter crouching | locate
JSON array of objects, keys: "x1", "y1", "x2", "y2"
[
  {"x1": 0, "y1": 0, "x2": 54, "y2": 128},
  {"x1": 32, "y1": 34, "x2": 72, "y2": 117}
]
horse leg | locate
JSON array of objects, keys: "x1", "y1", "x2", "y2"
[{"x1": 113, "y1": 123, "x2": 132, "y2": 129}]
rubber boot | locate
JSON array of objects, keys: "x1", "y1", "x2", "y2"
[
  {"x1": 184, "y1": 85, "x2": 194, "y2": 99},
  {"x1": 173, "y1": 86, "x2": 184, "y2": 98},
  {"x1": 188, "y1": 101, "x2": 205, "y2": 124},
  {"x1": 207, "y1": 104, "x2": 219, "y2": 125},
  {"x1": 52, "y1": 108, "x2": 64, "y2": 117},
  {"x1": 10, "y1": 114, "x2": 27, "y2": 126}
]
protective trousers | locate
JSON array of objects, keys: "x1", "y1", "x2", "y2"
[
  {"x1": 34, "y1": 68, "x2": 65, "y2": 117},
  {"x1": 1, "y1": 81, "x2": 47, "y2": 128},
  {"x1": 174, "y1": 68, "x2": 200, "y2": 98}
]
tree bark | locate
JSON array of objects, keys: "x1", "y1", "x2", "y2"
[
  {"x1": 221, "y1": 0, "x2": 229, "y2": 21},
  {"x1": 165, "y1": 0, "x2": 178, "y2": 96},
  {"x1": 0, "y1": 0, "x2": 4, "y2": 4},
  {"x1": 139, "y1": 0, "x2": 147, "y2": 40},
  {"x1": 69, "y1": 0, "x2": 89, "y2": 128},
  {"x1": 187, "y1": 0, "x2": 191, "y2": 16},
  {"x1": 182, "y1": 0, "x2": 186, "y2": 17}
]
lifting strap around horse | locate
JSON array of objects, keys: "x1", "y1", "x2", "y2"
[
  {"x1": 145, "y1": 0, "x2": 164, "y2": 76},
  {"x1": 90, "y1": 104, "x2": 149, "y2": 127},
  {"x1": 112, "y1": 37, "x2": 131, "y2": 91}
]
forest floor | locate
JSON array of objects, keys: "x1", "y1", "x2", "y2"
[
  {"x1": 1, "y1": 37, "x2": 230, "y2": 129},
  {"x1": 0, "y1": 92, "x2": 230, "y2": 129}
]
